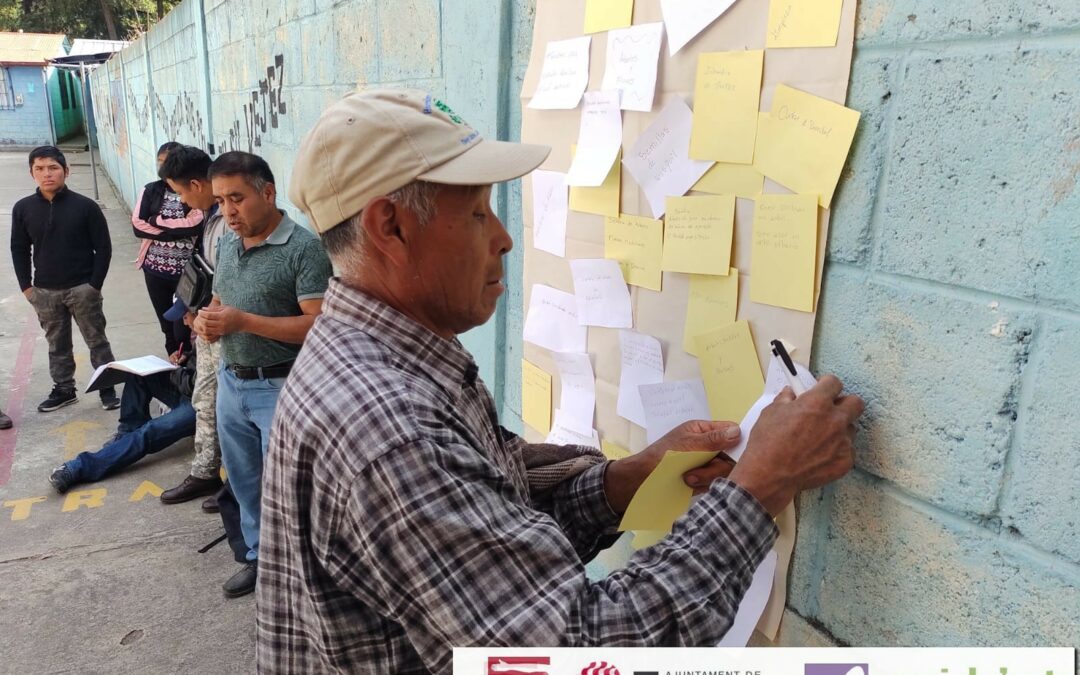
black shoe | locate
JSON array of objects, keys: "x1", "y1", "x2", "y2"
[
  {"x1": 49, "y1": 464, "x2": 75, "y2": 494},
  {"x1": 201, "y1": 495, "x2": 219, "y2": 514},
  {"x1": 0, "y1": 410, "x2": 11, "y2": 430},
  {"x1": 160, "y1": 475, "x2": 222, "y2": 504},
  {"x1": 223, "y1": 562, "x2": 257, "y2": 598},
  {"x1": 99, "y1": 387, "x2": 120, "y2": 411},
  {"x1": 38, "y1": 387, "x2": 77, "y2": 413}
]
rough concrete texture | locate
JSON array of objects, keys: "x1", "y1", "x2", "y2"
[
  {"x1": 826, "y1": 52, "x2": 897, "y2": 265},
  {"x1": 855, "y1": 0, "x2": 1080, "y2": 46},
  {"x1": 0, "y1": 153, "x2": 253, "y2": 671},
  {"x1": 812, "y1": 472, "x2": 1080, "y2": 648},
  {"x1": 814, "y1": 267, "x2": 1034, "y2": 516},
  {"x1": 998, "y1": 319, "x2": 1080, "y2": 566},
  {"x1": 875, "y1": 46, "x2": 1080, "y2": 311}
]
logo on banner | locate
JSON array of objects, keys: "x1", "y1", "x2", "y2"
[
  {"x1": 806, "y1": 665, "x2": 868, "y2": 675},
  {"x1": 486, "y1": 656, "x2": 551, "y2": 675},
  {"x1": 581, "y1": 662, "x2": 621, "y2": 675}
]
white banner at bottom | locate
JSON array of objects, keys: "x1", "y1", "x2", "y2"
[{"x1": 454, "y1": 647, "x2": 1074, "y2": 675}]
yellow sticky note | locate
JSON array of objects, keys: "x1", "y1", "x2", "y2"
[
  {"x1": 766, "y1": 0, "x2": 844, "y2": 48},
  {"x1": 754, "y1": 84, "x2": 860, "y2": 208},
  {"x1": 690, "y1": 50, "x2": 764, "y2": 163},
  {"x1": 619, "y1": 450, "x2": 719, "y2": 531},
  {"x1": 694, "y1": 320, "x2": 764, "y2": 422},
  {"x1": 584, "y1": 0, "x2": 634, "y2": 34},
  {"x1": 750, "y1": 193, "x2": 818, "y2": 312},
  {"x1": 662, "y1": 195, "x2": 735, "y2": 275},
  {"x1": 683, "y1": 268, "x2": 739, "y2": 355},
  {"x1": 521, "y1": 359, "x2": 552, "y2": 434},
  {"x1": 570, "y1": 146, "x2": 621, "y2": 217},
  {"x1": 631, "y1": 530, "x2": 668, "y2": 550},
  {"x1": 692, "y1": 162, "x2": 765, "y2": 199},
  {"x1": 601, "y1": 440, "x2": 631, "y2": 461},
  {"x1": 604, "y1": 213, "x2": 664, "y2": 291}
]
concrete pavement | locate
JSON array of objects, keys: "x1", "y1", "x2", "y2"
[{"x1": 0, "y1": 150, "x2": 254, "y2": 673}]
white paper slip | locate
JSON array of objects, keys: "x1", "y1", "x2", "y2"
[
  {"x1": 523, "y1": 284, "x2": 588, "y2": 353},
  {"x1": 566, "y1": 91, "x2": 623, "y2": 187},
  {"x1": 531, "y1": 170, "x2": 568, "y2": 257},
  {"x1": 660, "y1": 0, "x2": 739, "y2": 55},
  {"x1": 546, "y1": 409, "x2": 601, "y2": 449},
  {"x1": 570, "y1": 258, "x2": 633, "y2": 328},
  {"x1": 729, "y1": 358, "x2": 817, "y2": 462},
  {"x1": 552, "y1": 352, "x2": 596, "y2": 436},
  {"x1": 528, "y1": 36, "x2": 592, "y2": 110},
  {"x1": 602, "y1": 22, "x2": 664, "y2": 112},
  {"x1": 622, "y1": 97, "x2": 714, "y2": 218},
  {"x1": 638, "y1": 378, "x2": 711, "y2": 444},
  {"x1": 617, "y1": 331, "x2": 665, "y2": 428},
  {"x1": 716, "y1": 549, "x2": 778, "y2": 647},
  {"x1": 86, "y1": 354, "x2": 179, "y2": 393}
]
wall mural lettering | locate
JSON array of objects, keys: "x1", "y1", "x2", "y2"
[{"x1": 219, "y1": 54, "x2": 287, "y2": 154}]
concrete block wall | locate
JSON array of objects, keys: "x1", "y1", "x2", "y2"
[
  {"x1": 789, "y1": 0, "x2": 1080, "y2": 651},
  {"x1": 0, "y1": 66, "x2": 54, "y2": 146},
  {"x1": 87, "y1": 0, "x2": 1079, "y2": 651}
]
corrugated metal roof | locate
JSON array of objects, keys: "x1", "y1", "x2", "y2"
[
  {"x1": 68, "y1": 39, "x2": 128, "y2": 57},
  {"x1": 0, "y1": 32, "x2": 68, "y2": 66}
]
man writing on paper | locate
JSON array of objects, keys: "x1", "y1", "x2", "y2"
[{"x1": 257, "y1": 88, "x2": 865, "y2": 674}]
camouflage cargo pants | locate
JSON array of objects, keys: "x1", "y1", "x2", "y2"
[{"x1": 190, "y1": 335, "x2": 222, "y2": 480}]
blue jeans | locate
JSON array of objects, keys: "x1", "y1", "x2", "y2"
[
  {"x1": 216, "y1": 366, "x2": 284, "y2": 562},
  {"x1": 67, "y1": 373, "x2": 195, "y2": 484}
]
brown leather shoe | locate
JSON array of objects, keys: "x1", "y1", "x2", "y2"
[{"x1": 160, "y1": 475, "x2": 222, "y2": 504}]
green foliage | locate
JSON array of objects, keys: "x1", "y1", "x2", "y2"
[{"x1": 0, "y1": 0, "x2": 179, "y2": 40}]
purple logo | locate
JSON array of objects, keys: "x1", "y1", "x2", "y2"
[{"x1": 806, "y1": 665, "x2": 868, "y2": 675}]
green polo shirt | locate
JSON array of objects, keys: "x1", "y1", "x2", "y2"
[{"x1": 213, "y1": 213, "x2": 333, "y2": 367}]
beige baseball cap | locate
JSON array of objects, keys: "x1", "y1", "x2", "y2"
[{"x1": 290, "y1": 88, "x2": 551, "y2": 234}]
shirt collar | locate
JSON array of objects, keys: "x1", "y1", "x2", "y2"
[
  {"x1": 321, "y1": 278, "x2": 480, "y2": 401},
  {"x1": 35, "y1": 185, "x2": 69, "y2": 202},
  {"x1": 233, "y1": 211, "x2": 296, "y2": 254}
]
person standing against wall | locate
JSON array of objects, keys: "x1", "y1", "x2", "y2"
[
  {"x1": 10, "y1": 146, "x2": 120, "y2": 412},
  {"x1": 194, "y1": 151, "x2": 332, "y2": 598},
  {"x1": 157, "y1": 145, "x2": 229, "y2": 508},
  {"x1": 131, "y1": 141, "x2": 204, "y2": 358}
]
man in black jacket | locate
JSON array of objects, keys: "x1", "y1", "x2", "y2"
[
  {"x1": 48, "y1": 345, "x2": 198, "y2": 493},
  {"x1": 10, "y1": 146, "x2": 120, "y2": 412}
]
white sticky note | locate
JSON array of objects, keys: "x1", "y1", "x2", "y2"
[
  {"x1": 566, "y1": 91, "x2": 623, "y2": 187},
  {"x1": 531, "y1": 170, "x2": 568, "y2": 257},
  {"x1": 728, "y1": 358, "x2": 817, "y2": 462},
  {"x1": 622, "y1": 97, "x2": 714, "y2": 218},
  {"x1": 716, "y1": 549, "x2": 778, "y2": 647},
  {"x1": 617, "y1": 331, "x2": 665, "y2": 428},
  {"x1": 546, "y1": 409, "x2": 601, "y2": 449},
  {"x1": 638, "y1": 378, "x2": 711, "y2": 444},
  {"x1": 601, "y1": 22, "x2": 664, "y2": 112},
  {"x1": 552, "y1": 352, "x2": 596, "y2": 436},
  {"x1": 570, "y1": 258, "x2": 633, "y2": 328},
  {"x1": 660, "y1": 0, "x2": 739, "y2": 55},
  {"x1": 528, "y1": 36, "x2": 592, "y2": 110},
  {"x1": 523, "y1": 285, "x2": 588, "y2": 353}
]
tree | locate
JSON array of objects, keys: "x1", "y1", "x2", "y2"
[{"x1": 0, "y1": 0, "x2": 179, "y2": 40}]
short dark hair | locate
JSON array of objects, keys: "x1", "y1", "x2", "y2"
[
  {"x1": 158, "y1": 145, "x2": 212, "y2": 183},
  {"x1": 208, "y1": 151, "x2": 275, "y2": 191},
  {"x1": 29, "y1": 145, "x2": 67, "y2": 169},
  {"x1": 157, "y1": 141, "x2": 182, "y2": 157}
]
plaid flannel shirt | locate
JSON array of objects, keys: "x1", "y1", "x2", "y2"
[{"x1": 256, "y1": 279, "x2": 778, "y2": 674}]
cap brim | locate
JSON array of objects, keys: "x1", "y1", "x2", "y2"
[
  {"x1": 163, "y1": 298, "x2": 189, "y2": 322},
  {"x1": 418, "y1": 139, "x2": 551, "y2": 186}
]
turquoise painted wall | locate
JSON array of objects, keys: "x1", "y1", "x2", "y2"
[
  {"x1": 47, "y1": 67, "x2": 83, "y2": 141},
  {"x1": 89, "y1": 0, "x2": 1080, "y2": 651},
  {"x1": 0, "y1": 66, "x2": 53, "y2": 146}
]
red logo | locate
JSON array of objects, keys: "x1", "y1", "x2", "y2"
[
  {"x1": 487, "y1": 656, "x2": 551, "y2": 675},
  {"x1": 581, "y1": 662, "x2": 621, "y2": 675}
]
